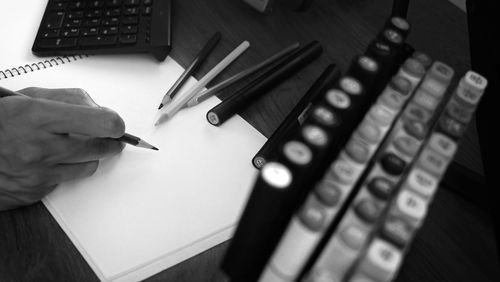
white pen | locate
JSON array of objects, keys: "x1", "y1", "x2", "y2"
[{"x1": 155, "y1": 40, "x2": 250, "y2": 126}]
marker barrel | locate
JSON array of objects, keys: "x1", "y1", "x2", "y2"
[
  {"x1": 207, "y1": 41, "x2": 323, "y2": 126},
  {"x1": 252, "y1": 64, "x2": 341, "y2": 169}
]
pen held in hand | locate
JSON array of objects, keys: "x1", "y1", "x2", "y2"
[
  {"x1": 0, "y1": 86, "x2": 158, "y2": 151},
  {"x1": 184, "y1": 42, "x2": 301, "y2": 108},
  {"x1": 115, "y1": 133, "x2": 158, "y2": 151},
  {"x1": 158, "y1": 31, "x2": 222, "y2": 109}
]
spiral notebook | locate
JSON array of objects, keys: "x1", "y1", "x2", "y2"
[{"x1": 0, "y1": 2, "x2": 266, "y2": 281}]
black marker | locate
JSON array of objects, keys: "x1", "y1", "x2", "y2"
[
  {"x1": 206, "y1": 41, "x2": 323, "y2": 126},
  {"x1": 252, "y1": 64, "x2": 341, "y2": 169}
]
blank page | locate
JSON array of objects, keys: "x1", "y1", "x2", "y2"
[{"x1": 1, "y1": 55, "x2": 266, "y2": 282}]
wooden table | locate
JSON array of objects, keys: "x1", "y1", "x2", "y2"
[{"x1": 1, "y1": 0, "x2": 498, "y2": 281}]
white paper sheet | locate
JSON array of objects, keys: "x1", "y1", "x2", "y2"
[{"x1": 1, "y1": 29, "x2": 266, "y2": 282}]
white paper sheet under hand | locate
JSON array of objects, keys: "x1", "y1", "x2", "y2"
[{"x1": 1, "y1": 55, "x2": 266, "y2": 282}]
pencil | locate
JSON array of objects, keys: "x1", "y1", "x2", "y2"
[
  {"x1": 158, "y1": 32, "x2": 221, "y2": 109},
  {"x1": 116, "y1": 133, "x2": 158, "y2": 150},
  {"x1": 206, "y1": 40, "x2": 323, "y2": 126},
  {"x1": 252, "y1": 63, "x2": 341, "y2": 169},
  {"x1": 0, "y1": 86, "x2": 158, "y2": 151},
  {"x1": 184, "y1": 42, "x2": 300, "y2": 108},
  {"x1": 155, "y1": 40, "x2": 251, "y2": 126}
]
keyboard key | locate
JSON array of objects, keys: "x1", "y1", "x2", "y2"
[
  {"x1": 81, "y1": 28, "x2": 99, "y2": 36},
  {"x1": 67, "y1": 11, "x2": 84, "y2": 19},
  {"x1": 49, "y1": 2, "x2": 68, "y2": 10},
  {"x1": 64, "y1": 19, "x2": 82, "y2": 28},
  {"x1": 69, "y1": 1, "x2": 86, "y2": 10},
  {"x1": 80, "y1": 35, "x2": 118, "y2": 47},
  {"x1": 89, "y1": 1, "x2": 105, "y2": 8},
  {"x1": 85, "y1": 10, "x2": 102, "y2": 18},
  {"x1": 125, "y1": 0, "x2": 141, "y2": 6},
  {"x1": 122, "y1": 25, "x2": 138, "y2": 34},
  {"x1": 38, "y1": 38, "x2": 77, "y2": 49},
  {"x1": 124, "y1": 7, "x2": 139, "y2": 15},
  {"x1": 101, "y1": 27, "x2": 119, "y2": 35},
  {"x1": 103, "y1": 17, "x2": 120, "y2": 26},
  {"x1": 62, "y1": 28, "x2": 80, "y2": 37},
  {"x1": 83, "y1": 19, "x2": 101, "y2": 27},
  {"x1": 45, "y1": 12, "x2": 65, "y2": 29},
  {"x1": 123, "y1": 16, "x2": 139, "y2": 24},
  {"x1": 143, "y1": 6, "x2": 152, "y2": 16},
  {"x1": 41, "y1": 29, "x2": 61, "y2": 38},
  {"x1": 119, "y1": 34, "x2": 137, "y2": 44},
  {"x1": 106, "y1": 0, "x2": 123, "y2": 7},
  {"x1": 104, "y1": 9, "x2": 121, "y2": 17}
]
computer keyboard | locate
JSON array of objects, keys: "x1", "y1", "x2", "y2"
[{"x1": 32, "y1": 0, "x2": 172, "y2": 61}]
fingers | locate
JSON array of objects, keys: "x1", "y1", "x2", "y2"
[
  {"x1": 54, "y1": 136, "x2": 125, "y2": 164},
  {"x1": 27, "y1": 98, "x2": 126, "y2": 138},
  {"x1": 14, "y1": 134, "x2": 125, "y2": 165},
  {"x1": 17, "y1": 87, "x2": 99, "y2": 107},
  {"x1": 56, "y1": 161, "x2": 100, "y2": 183}
]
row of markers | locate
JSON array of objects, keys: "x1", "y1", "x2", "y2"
[{"x1": 220, "y1": 16, "x2": 488, "y2": 282}]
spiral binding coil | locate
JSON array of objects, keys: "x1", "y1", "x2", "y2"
[{"x1": 0, "y1": 54, "x2": 89, "y2": 80}]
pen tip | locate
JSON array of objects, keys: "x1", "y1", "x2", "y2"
[
  {"x1": 158, "y1": 104, "x2": 164, "y2": 110},
  {"x1": 152, "y1": 146, "x2": 159, "y2": 151}
]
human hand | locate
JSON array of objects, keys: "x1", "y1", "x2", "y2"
[{"x1": 0, "y1": 87, "x2": 125, "y2": 211}]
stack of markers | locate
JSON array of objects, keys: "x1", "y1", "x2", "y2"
[{"x1": 220, "y1": 16, "x2": 488, "y2": 282}]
